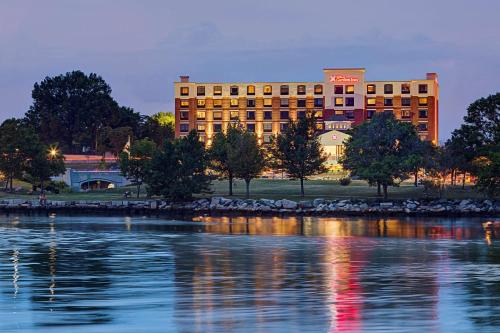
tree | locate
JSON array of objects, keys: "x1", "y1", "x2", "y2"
[
  {"x1": 341, "y1": 112, "x2": 421, "y2": 199},
  {"x1": 97, "y1": 126, "x2": 134, "y2": 157},
  {"x1": 24, "y1": 70, "x2": 142, "y2": 153},
  {"x1": 474, "y1": 150, "x2": 500, "y2": 198},
  {"x1": 0, "y1": 119, "x2": 40, "y2": 191},
  {"x1": 147, "y1": 131, "x2": 211, "y2": 201},
  {"x1": 229, "y1": 129, "x2": 266, "y2": 198},
  {"x1": 271, "y1": 115, "x2": 327, "y2": 197},
  {"x1": 118, "y1": 139, "x2": 156, "y2": 198},
  {"x1": 24, "y1": 146, "x2": 66, "y2": 192},
  {"x1": 208, "y1": 124, "x2": 241, "y2": 196},
  {"x1": 140, "y1": 112, "x2": 175, "y2": 147},
  {"x1": 404, "y1": 140, "x2": 436, "y2": 186}
]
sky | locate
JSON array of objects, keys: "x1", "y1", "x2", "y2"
[{"x1": 1, "y1": 0, "x2": 499, "y2": 141}]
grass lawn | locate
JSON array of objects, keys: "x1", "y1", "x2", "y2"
[{"x1": 0, "y1": 178, "x2": 485, "y2": 202}]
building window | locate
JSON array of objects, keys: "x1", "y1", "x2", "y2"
[
  {"x1": 314, "y1": 84, "x2": 323, "y2": 94},
  {"x1": 315, "y1": 110, "x2": 323, "y2": 118},
  {"x1": 263, "y1": 85, "x2": 272, "y2": 95},
  {"x1": 297, "y1": 85, "x2": 306, "y2": 95},
  {"x1": 230, "y1": 86, "x2": 239, "y2": 96},
  {"x1": 280, "y1": 123, "x2": 289, "y2": 131},
  {"x1": 197, "y1": 99, "x2": 206, "y2": 108},
  {"x1": 367, "y1": 110, "x2": 375, "y2": 119},
  {"x1": 419, "y1": 97, "x2": 428, "y2": 106},
  {"x1": 418, "y1": 84, "x2": 428, "y2": 94},
  {"x1": 263, "y1": 135, "x2": 272, "y2": 143},
  {"x1": 247, "y1": 111, "x2": 255, "y2": 120},
  {"x1": 247, "y1": 99, "x2": 256, "y2": 108},
  {"x1": 263, "y1": 123, "x2": 272, "y2": 132},
  {"x1": 296, "y1": 111, "x2": 305, "y2": 119},
  {"x1": 384, "y1": 84, "x2": 393, "y2": 94},
  {"x1": 335, "y1": 110, "x2": 344, "y2": 115},
  {"x1": 346, "y1": 110, "x2": 354, "y2": 119},
  {"x1": 335, "y1": 97, "x2": 343, "y2": 106},
  {"x1": 297, "y1": 99, "x2": 306, "y2": 107},
  {"x1": 264, "y1": 111, "x2": 272, "y2": 120},
  {"x1": 419, "y1": 109, "x2": 428, "y2": 118},
  {"x1": 247, "y1": 85, "x2": 255, "y2": 95},
  {"x1": 213, "y1": 86, "x2": 222, "y2": 96},
  {"x1": 280, "y1": 98, "x2": 289, "y2": 107},
  {"x1": 180, "y1": 123, "x2": 189, "y2": 132},
  {"x1": 367, "y1": 98, "x2": 376, "y2": 106},
  {"x1": 180, "y1": 87, "x2": 189, "y2": 96},
  {"x1": 401, "y1": 83, "x2": 410, "y2": 94},
  {"x1": 197, "y1": 86, "x2": 205, "y2": 96},
  {"x1": 280, "y1": 111, "x2": 289, "y2": 120},
  {"x1": 314, "y1": 98, "x2": 323, "y2": 107},
  {"x1": 402, "y1": 109, "x2": 411, "y2": 118},
  {"x1": 213, "y1": 111, "x2": 222, "y2": 120},
  {"x1": 230, "y1": 111, "x2": 239, "y2": 120},
  {"x1": 334, "y1": 85, "x2": 343, "y2": 94},
  {"x1": 199, "y1": 136, "x2": 205, "y2": 143},
  {"x1": 213, "y1": 99, "x2": 222, "y2": 108},
  {"x1": 264, "y1": 98, "x2": 272, "y2": 107},
  {"x1": 197, "y1": 124, "x2": 206, "y2": 132},
  {"x1": 246, "y1": 123, "x2": 255, "y2": 132},
  {"x1": 401, "y1": 97, "x2": 411, "y2": 106},
  {"x1": 213, "y1": 124, "x2": 222, "y2": 133},
  {"x1": 367, "y1": 84, "x2": 376, "y2": 94},
  {"x1": 316, "y1": 123, "x2": 324, "y2": 131},
  {"x1": 180, "y1": 100, "x2": 190, "y2": 108},
  {"x1": 418, "y1": 122, "x2": 428, "y2": 131},
  {"x1": 180, "y1": 112, "x2": 189, "y2": 120},
  {"x1": 384, "y1": 98, "x2": 393, "y2": 106},
  {"x1": 280, "y1": 85, "x2": 289, "y2": 95},
  {"x1": 230, "y1": 98, "x2": 239, "y2": 107},
  {"x1": 346, "y1": 97, "x2": 354, "y2": 106},
  {"x1": 345, "y1": 85, "x2": 354, "y2": 94},
  {"x1": 196, "y1": 111, "x2": 206, "y2": 120}
]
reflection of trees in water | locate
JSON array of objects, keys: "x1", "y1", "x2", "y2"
[{"x1": 450, "y1": 241, "x2": 500, "y2": 326}]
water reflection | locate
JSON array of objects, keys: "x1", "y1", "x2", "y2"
[{"x1": 0, "y1": 214, "x2": 498, "y2": 332}]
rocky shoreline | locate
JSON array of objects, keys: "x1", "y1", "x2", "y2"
[{"x1": 0, "y1": 197, "x2": 499, "y2": 217}]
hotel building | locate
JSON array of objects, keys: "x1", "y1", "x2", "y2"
[{"x1": 174, "y1": 68, "x2": 439, "y2": 145}]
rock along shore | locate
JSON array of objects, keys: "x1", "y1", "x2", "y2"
[{"x1": 0, "y1": 197, "x2": 498, "y2": 217}]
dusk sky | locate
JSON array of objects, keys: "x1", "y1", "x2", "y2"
[{"x1": 1, "y1": 0, "x2": 499, "y2": 140}]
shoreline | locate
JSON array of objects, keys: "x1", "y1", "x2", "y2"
[{"x1": 0, "y1": 197, "x2": 498, "y2": 218}]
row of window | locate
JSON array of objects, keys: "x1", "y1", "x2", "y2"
[
  {"x1": 367, "y1": 83, "x2": 428, "y2": 95},
  {"x1": 180, "y1": 84, "x2": 324, "y2": 97},
  {"x1": 180, "y1": 122, "x2": 326, "y2": 135},
  {"x1": 182, "y1": 110, "x2": 324, "y2": 121},
  {"x1": 180, "y1": 98, "x2": 324, "y2": 108},
  {"x1": 366, "y1": 109, "x2": 428, "y2": 119},
  {"x1": 366, "y1": 97, "x2": 428, "y2": 106}
]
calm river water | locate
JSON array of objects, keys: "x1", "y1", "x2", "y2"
[{"x1": 0, "y1": 214, "x2": 499, "y2": 333}]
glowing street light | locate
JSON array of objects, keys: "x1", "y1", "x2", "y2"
[{"x1": 48, "y1": 147, "x2": 58, "y2": 158}]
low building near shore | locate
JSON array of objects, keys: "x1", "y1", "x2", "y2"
[{"x1": 318, "y1": 130, "x2": 350, "y2": 172}]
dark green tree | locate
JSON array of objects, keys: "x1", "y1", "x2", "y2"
[
  {"x1": 229, "y1": 129, "x2": 266, "y2": 198},
  {"x1": 271, "y1": 115, "x2": 327, "y2": 197},
  {"x1": 24, "y1": 146, "x2": 66, "y2": 193},
  {"x1": 97, "y1": 126, "x2": 134, "y2": 157},
  {"x1": 404, "y1": 140, "x2": 436, "y2": 187},
  {"x1": 24, "y1": 70, "x2": 142, "y2": 153},
  {"x1": 341, "y1": 112, "x2": 421, "y2": 199},
  {"x1": 147, "y1": 131, "x2": 211, "y2": 201},
  {"x1": 474, "y1": 150, "x2": 500, "y2": 198},
  {"x1": 140, "y1": 112, "x2": 175, "y2": 147},
  {"x1": 118, "y1": 139, "x2": 156, "y2": 198}
]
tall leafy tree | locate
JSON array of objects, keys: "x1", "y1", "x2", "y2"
[
  {"x1": 341, "y1": 112, "x2": 421, "y2": 199},
  {"x1": 147, "y1": 131, "x2": 211, "y2": 201},
  {"x1": 140, "y1": 112, "x2": 175, "y2": 147},
  {"x1": 229, "y1": 129, "x2": 266, "y2": 198},
  {"x1": 24, "y1": 146, "x2": 66, "y2": 192},
  {"x1": 404, "y1": 140, "x2": 436, "y2": 187},
  {"x1": 118, "y1": 139, "x2": 156, "y2": 198},
  {"x1": 24, "y1": 70, "x2": 142, "y2": 153},
  {"x1": 97, "y1": 126, "x2": 134, "y2": 157},
  {"x1": 271, "y1": 115, "x2": 327, "y2": 197},
  {"x1": 474, "y1": 150, "x2": 500, "y2": 198}
]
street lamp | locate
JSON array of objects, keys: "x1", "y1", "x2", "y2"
[{"x1": 48, "y1": 147, "x2": 58, "y2": 159}]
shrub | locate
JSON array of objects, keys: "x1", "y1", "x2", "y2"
[{"x1": 339, "y1": 177, "x2": 351, "y2": 186}]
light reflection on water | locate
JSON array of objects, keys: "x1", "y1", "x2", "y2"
[{"x1": 0, "y1": 214, "x2": 498, "y2": 333}]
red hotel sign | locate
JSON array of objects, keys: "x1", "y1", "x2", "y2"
[{"x1": 330, "y1": 75, "x2": 359, "y2": 83}]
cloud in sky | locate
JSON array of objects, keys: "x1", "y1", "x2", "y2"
[{"x1": 1, "y1": 0, "x2": 499, "y2": 140}]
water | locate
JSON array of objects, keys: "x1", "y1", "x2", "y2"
[{"x1": 0, "y1": 214, "x2": 499, "y2": 333}]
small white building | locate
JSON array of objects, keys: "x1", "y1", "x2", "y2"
[{"x1": 318, "y1": 130, "x2": 350, "y2": 171}]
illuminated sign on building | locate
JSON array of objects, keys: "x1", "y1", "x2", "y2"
[{"x1": 330, "y1": 75, "x2": 359, "y2": 83}]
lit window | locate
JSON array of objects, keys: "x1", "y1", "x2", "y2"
[
  {"x1": 367, "y1": 98, "x2": 376, "y2": 106},
  {"x1": 297, "y1": 99, "x2": 306, "y2": 107},
  {"x1": 335, "y1": 97, "x2": 343, "y2": 106},
  {"x1": 419, "y1": 97, "x2": 428, "y2": 106},
  {"x1": 213, "y1": 99, "x2": 222, "y2": 108},
  {"x1": 264, "y1": 98, "x2": 272, "y2": 107},
  {"x1": 346, "y1": 85, "x2": 354, "y2": 94},
  {"x1": 247, "y1": 124, "x2": 255, "y2": 132},
  {"x1": 367, "y1": 84, "x2": 376, "y2": 94},
  {"x1": 247, "y1": 99, "x2": 256, "y2": 108},
  {"x1": 230, "y1": 111, "x2": 239, "y2": 120},
  {"x1": 247, "y1": 111, "x2": 255, "y2": 120},
  {"x1": 384, "y1": 84, "x2": 393, "y2": 94},
  {"x1": 213, "y1": 86, "x2": 222, "y2": 96},
  {"x1": 384, "y1": 98, "x2": 393, "y2": 106},
  {"x1": 263, "y1": 135, "x2": 272, "y2": 143},
  {"x1": 314, "y1": 98, "x2": 323, "y2": 107},
  {"x1": 402, "y1": 109, "x2": 411, "y2": 118},
  {"x1": 280, "y1": 98, "x2": 289, "y2": 107},
  {"x1": 199, "y1": 136, "x2": 205, "y2": 143},
  {"x1": 316, "y1": 123, "x2": 324, "y2": 130},
  {"x1": 334, "y1": 85, "x2": 343, "y2": 94},
  {"x1": 197, "y1": 86, "x2": 205, "y2": 96},
  {"x1": 314, "y1": 84, "x2": 323, "y2": 94},
  {"x1": 419, "y1": 109, "x2": 428, "y2": 118},
  {"x1": 197, "y1": 124, "x2": 206, "y2": 132},
  {"x1": 263, "y1": 123, "x2": 272, "y2": 132},
  {"x1": 418, "y1": 84, "x2": 428, "y2": 94},
  {"x1": 180, "y1": 87, "x2": 189, "y2": 96},
  {"x1": 315, "y1": 110, "x2": 323, "y2": 118},
  {"x1": 335, "y1": 110, "x2": 344, "y2": 115},
  {"x1": 297, "y1": 85, "x2": 306, "y2": 95},
  {"x1": 247, "y1": 85, "x2": 255, "y2": 95},
  {"x1": 401, "y1": 83, "x2": 410, "y2": 94},
  {"x1": 180, "y1": 100, "x2": 190, "y2": 108},
  {"x1": 230, "y1": 86, "x2": 239, "y2": 96},
  {"x1": 263, "y1": 85, "x2": 272, "y2": 95},
  {"x1": 180, "y1": 123, "x2": 189, "y2": 132},
  {"x1": 197, "y1": 99, "x2": 205, "y2": 108},
  {"x1": 213, "y1": 111, "x2": 222, "y2": 120},
  {"x1": 230, "y1": 98, "x2": 239, "y2": 107},
  {"x1": 280, "y1": 85, "x2": 289, "y2": 95},
  {"x1": 401, "y1": 97, "x2": 411, "y2": 106},
  {"x1": 264, "y1": 111, "x2": 272, "y2": 120},
  {"x1": 196, "y1": 111, "x2": 206, "y2": 120}
]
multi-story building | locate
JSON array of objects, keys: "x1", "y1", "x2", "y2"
[{"x1": 174, "y1": 68, "x2": 439, "y2": 145}]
